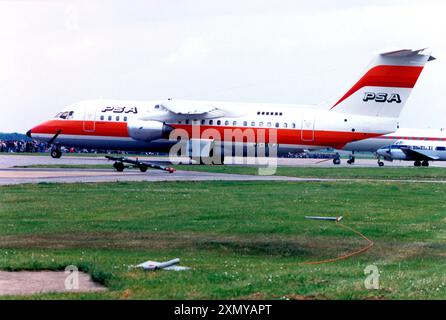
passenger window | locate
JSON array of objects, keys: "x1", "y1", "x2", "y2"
[
  {"x1": 232, "y1": 121, "x2": 237, "y2": 126},
  {"x1": 275, "y1": 112, "x2": 278, "y2": 116},
  {"x1": 279, "y1": 112, "x2": 283, "y2": 116},
  {"x1": 116, "y1": 116, "x2": 120, "y2": 121},
  {"x1": 243, "y1": 121, "x2": 248, "y2": 126},
  {"x1": 257, "y1": 112, "x2": 261, "y2": 115},
  {"x1": 201, "y1": 119, "x2": 205, "y2": 125},
  {"x1": 217, "y1": 120, "x2": 221, "y2": 125},
  {"x1": 259, "y1": 122, "x2": 263, "y2": 127},
  {"x1": 124, "y1": 116, "x2": 127, "y2": 121},
  {"x1": 267, "y1": 122, "x2": 271, "y2": 127},
  {"x1": 275, "y1": 123, "x2": 280, "y2": 128},
  {"x1": 108, "y1": 116, "x2": 112, "y2": 121},
  {"x1": 261, "y1": 112, "x2": 265, "y2": 115},
  {"x1": 251, "y1": 121, "x2": 255, "y2": 126},
  {"x1": 185, "y1": 119, "x2": 189, "y2": 124},
  {"x1": 283, "y1": 123, "x2": 287, "y2": 128},
  {"x1": 291, "y1": 123, "x2": 296, "y2": 128},
  {"x1": 100, "y1": 115, "x2": 104, "y2": 121},
  {"x1": 225, "y1": 120, "x2": 229, "y2": 126},
  {"x1": 266, "y1": 112, "x2": 269, "y2": 115}
]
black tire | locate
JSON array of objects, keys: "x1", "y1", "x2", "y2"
[
  {"x1": 333, "y1": 158, "x2": 341, "y2": 165},
  {"x1": 378, "y1": 161, "x2": 384, "y2": 167},
  {"x1": 414, "y1": 161, "x2": 421, "y2": 167},
  {"x1": 139, "y1": 165, "x2": 148, "y2": 172},
  {"x1": 50, "y1": 149, "x2": 62, "y2": 159},
  {"x1": 113, "y1": 162, "x2": 125, "y2": 172},
  {"x1": 422, "y1": 160, "x2": 429, "y2": 167}
]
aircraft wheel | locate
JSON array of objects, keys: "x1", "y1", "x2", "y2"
[
  {"x1": 347, "y1": 156, "x2": 355, "y2": 165},
  {"x1": 139, "y1": 165, "x2": 148, "y2": 172},
  {"x1": 414, "y1": 160, "x2": 421, "y2": 167},
  {"x1": 333, "y1": 158, "x2": 341, "y2": 165},
  {"x1": 422, "y1": 160, "x2": 429, "y2": 167},
  {"x1": 378, "y1": 161, "x2": 384, "y2": 167},
  {"x1": 113, "y1": 162, "x2": 125, "y2": 172},
  {"x1": 50, "y1": 149, "x2": 62, "y2": 159}
]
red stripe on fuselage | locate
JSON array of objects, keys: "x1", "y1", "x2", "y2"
[
  {"x1": 32, "y1": 120, "x2": 129, "y2": 137},
  {"x1": 32, "y1": 120, "x2": 382, "y2": 148},
  {"x1": 330, "y1": 65, "x2": 424, "y2": 110}
]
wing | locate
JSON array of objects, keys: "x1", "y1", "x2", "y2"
[
  {"x1": 139, "y1": 99, "x2": 243, "y2": 121},
  {"x1": 162, "y1": 100, "x2": 223, "y2": 116},
  {"x1": 400, "y1": 147, "x2": 439, "y2": 160}
]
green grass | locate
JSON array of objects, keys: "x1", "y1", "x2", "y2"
[
  {"x1": 174, "y1": 165, "x2": 446, "y2": 180},
  {"x1": 0, "y1": 180, "x2": 445, "y2": 299}
]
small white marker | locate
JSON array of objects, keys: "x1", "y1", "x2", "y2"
[{"x1": 305, "y1": 216, "x2": 343, "y2": 222}]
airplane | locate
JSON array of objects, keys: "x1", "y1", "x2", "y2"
[
  {"x1": 376, "y1": 139, "x2": 446, "y2": 167},
  {"x1": 343, "y1": 128, "x2": 446, "y2": 165},
  {"x1": 27, "y1": 48, "x2": 434, "y2": 171}
]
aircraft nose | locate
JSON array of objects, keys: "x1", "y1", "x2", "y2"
[{"x1": 26, "y1": 129, "x2": 32, "y2": 138}]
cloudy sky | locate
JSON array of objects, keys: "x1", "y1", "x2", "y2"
[{"x1": 1, "y1": 0, "x2": 445, "y2": 133}]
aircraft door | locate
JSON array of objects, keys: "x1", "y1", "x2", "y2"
[
  {"x1": 301, "y1": 113, "x2": 315, "y2": 142},
  {"x1": 83, "y1": 106, "x2": 96, "y2": 132}
]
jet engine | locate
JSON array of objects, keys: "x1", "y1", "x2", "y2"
[{"x1": 127, "y1": 120, "x2": 174, "y2": 141}]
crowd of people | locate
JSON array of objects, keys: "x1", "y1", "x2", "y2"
[
  {"x1": 0, "y1": 139, "x2": 150, "y2": 156},
  {"x1": 0, "y1": 140, "x2": 47, "y2": 153}
]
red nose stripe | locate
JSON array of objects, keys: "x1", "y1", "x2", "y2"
[
  {"x1": 330, "y1": 65, "x2": 424, "y2": 110},
  {"x1": 32, "y1": 120, "x2": 129, "y2": 137}
]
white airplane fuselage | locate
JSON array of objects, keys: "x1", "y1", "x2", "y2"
[
  {"x1": 377, "y1": 139, "x2": 446, "y2": 162},
  {"x1": 29, "y1": 99, "x2": 397, "y2": 155}
]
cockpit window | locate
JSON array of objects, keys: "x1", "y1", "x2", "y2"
[
  {"x1": 55, "y1": 111, "x2": 74, "y2": 120},
  {"x1": 59, "y1": 111, "x2": 69, "y2": 119}
]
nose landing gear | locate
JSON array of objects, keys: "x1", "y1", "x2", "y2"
[{"x1": 50, "y1": 147, "x2": 62, "y2": 159}]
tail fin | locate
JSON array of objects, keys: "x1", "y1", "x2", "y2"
[{"x1": 329, "y1": 48, "x2": 435, "y2": 118}]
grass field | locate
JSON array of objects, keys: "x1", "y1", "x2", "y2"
[{"x1": 0, "y1": 179, "x2": 445, "y2": 299}]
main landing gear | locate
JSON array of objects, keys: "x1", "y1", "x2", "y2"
[
  {"x1": 414, "y1": 160, "x2": 429, "y2": 167},
  {"x1": 333, "y1": 153, "x2": 341, "y2": 165},
  {"x1": 378, "y1": 160, "x2": 384, "y2": 167},
  {"x1": 106, "y1": 156, "x2": 176, "y2": 173},
  {"x1": 347, "y1": 152, "x2": 355, "y2": 165}
]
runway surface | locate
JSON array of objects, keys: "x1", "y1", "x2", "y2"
[{"x1": 1, "y1": 154, "x2": 446, "y2": 185}]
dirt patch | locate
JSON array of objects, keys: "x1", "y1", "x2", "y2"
[
  {"x1": 0, "y1": 232, "x2": 366, "y2": 258},
  {"x1": 0, "y1": 271, "x2": 106, "y2": 296}
]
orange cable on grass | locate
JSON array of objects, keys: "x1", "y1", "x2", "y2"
[{"x1": 300, "y1": 222, "x2": 374, "y2": 265}]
